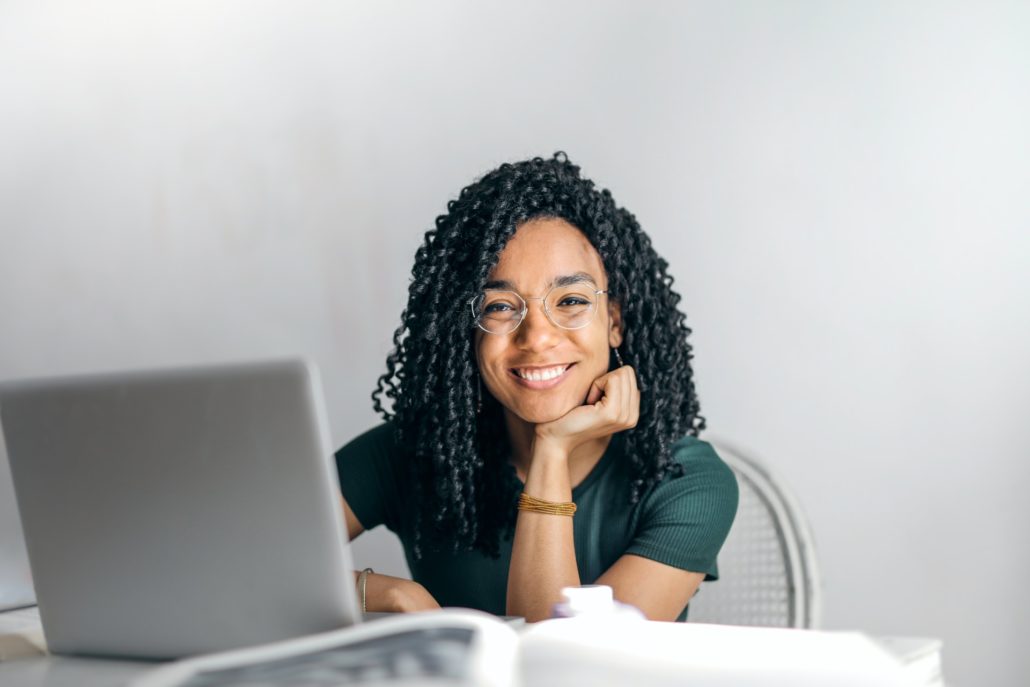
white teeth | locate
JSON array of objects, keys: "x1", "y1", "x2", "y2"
[{"x1": 516, "y1": 365, "x2": 569, "y2": 381}]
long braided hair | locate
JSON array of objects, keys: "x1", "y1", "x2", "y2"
[{"x1": 372, "y1": 152, "x2": 704, "y2": 558}]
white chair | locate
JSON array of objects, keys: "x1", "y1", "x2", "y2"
[{"x1": 686, "y1": 438, "x2": 822, "y2": 629}]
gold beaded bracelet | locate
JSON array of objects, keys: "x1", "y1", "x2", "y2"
[{"x1": 518, "y1": 492, "x2": 577, "y2": 517}]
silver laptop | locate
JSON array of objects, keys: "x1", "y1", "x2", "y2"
[
  {"x1": 0, "y1": 358, "x2": 361, "y2": 659},
  {"x1": 0, "y1": 428, "x2": 36, "y2": 611}
]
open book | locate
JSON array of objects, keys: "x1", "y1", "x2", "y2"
[{"x1": 129, "y1": 608, "x2": 940, "y2": 687}]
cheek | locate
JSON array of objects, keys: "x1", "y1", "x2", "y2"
[
  {"x1": 574, "y1": 331, "x2": 612, "y2": 374},
  {"x1": 475, "y1": 337, "x2": 507, "y2": 390}
]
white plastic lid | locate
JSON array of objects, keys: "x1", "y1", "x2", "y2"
[{"x1": 560, "y1": 584, "x2": 615, "y2": 614}]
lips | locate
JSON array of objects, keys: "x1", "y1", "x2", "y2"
[{"x1": 508, "y1": 363, "x2": 576, "y2": 390}]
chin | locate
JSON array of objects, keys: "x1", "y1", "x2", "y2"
[
  {"x1": 513, "y1": 398, "x2": 580, "y2": 425},
  {"x1": 519, "y1": 410, "x2": 565, "y2": 425}
]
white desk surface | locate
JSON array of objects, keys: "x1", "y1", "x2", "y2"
[{"x1": 0, "y1": 654, "x2": 155, "y2": 687}]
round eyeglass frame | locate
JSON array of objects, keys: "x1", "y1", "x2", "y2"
[{"x1": 469, "y1": 287, "x2": 609, "y2": 335}]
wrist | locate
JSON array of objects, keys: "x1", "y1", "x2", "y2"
[
  {"x1": 523, "y1": 446, "x2": 573, "y2": 503},
  {"x1": 389, "y1": 581, "x2": 438, "y2": 612},
  {"x1": 385, "y1": 584, "x2": 413, "y2": 612},
  {"x1": 531, "y1": 433, "x2": 573, "y2": 461}
]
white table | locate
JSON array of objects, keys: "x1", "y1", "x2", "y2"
[{"x1": 0, "y1": 654, "x2": 155, "y2": 686}]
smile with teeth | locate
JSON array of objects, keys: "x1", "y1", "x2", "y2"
[{"x1": 513, "y1": 364, "x2": 571, "y2": 382}]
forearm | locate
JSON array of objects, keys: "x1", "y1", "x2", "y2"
[
  {"x1": 354, "y1": 571, "x2": 440, "y2": 612},
  {"x1": 506, "y1": 443, "x2": 580, "y2": 621}
]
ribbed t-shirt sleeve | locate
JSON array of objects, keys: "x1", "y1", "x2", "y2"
[
  {"x1": 625, "y1": 437, "x2": 739, "y2": 580},
  {"x1": 333, "y1": 422, "x2": 403, "y2": 533}
]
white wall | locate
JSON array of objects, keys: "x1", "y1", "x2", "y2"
[{"x1": 2, "y1": 1, "x2": 1027, "y2": 683}]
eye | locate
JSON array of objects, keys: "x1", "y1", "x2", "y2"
[
  {"x1": 557, "y1": 296, "x2": 590, "y2": 307},
  {"x1": 484, "y1": 302, "x2": 515, "y2": 314}
]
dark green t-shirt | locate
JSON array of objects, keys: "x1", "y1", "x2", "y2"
[{"x1": 335, "y1": 422, "x2": 738, "y2": 621}]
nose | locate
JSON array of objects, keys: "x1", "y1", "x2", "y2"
[{"x1": 513, "y1": 297, "x2": 561, "y2": 351}]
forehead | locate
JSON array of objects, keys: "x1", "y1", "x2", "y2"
[{"x1": 488, "y1": 218, "x2": 606, "y2": 289}]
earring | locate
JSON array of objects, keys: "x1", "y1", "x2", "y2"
[{"x1": 613, "y1": 347, "x2": 625, "y2": 368}]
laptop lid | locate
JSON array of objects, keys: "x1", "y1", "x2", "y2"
[{"x1": 0, "y1": 358, "x2": 360, "y2": 658}]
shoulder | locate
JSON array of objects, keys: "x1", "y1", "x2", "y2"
[
  {"x1": 624, "y1": 434, "x2": 739, "y2": 579},
  {"x1": 641, "y1": 435, "x2": 739, "y2": 518},
  {"x1": 335, "y1": 421, "x2": 398, "y2": 456},
  {"x1": 334, "y1": 421, "x2": 407, "y2": 474},
  {"x1": 670, "y1": 435, "x2": 736, "y2": 481},
  {"x1": 334, "y1": 421, "x2": 409, "y2": 532}
]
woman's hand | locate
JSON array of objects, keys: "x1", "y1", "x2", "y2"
[
  {"x1": 359, "y1": 572, "x2": 441, "y2": 613},
  {"x1": 533, "y1": 365, "x2": 640, "y2": 456}
]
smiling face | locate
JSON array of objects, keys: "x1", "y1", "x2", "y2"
[{"x1": 474, "y1": 217, "x2": 622, "y2": 425}]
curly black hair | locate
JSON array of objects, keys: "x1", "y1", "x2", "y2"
[{"x1": 372, "y1": 152, "x2": 704, "y2": 558}]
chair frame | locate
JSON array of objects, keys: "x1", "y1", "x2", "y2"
[{"x1": 705, "y1": 436, "x2": 823, "y2": 629}]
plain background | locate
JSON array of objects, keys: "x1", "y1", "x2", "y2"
[{"x1": 1, "y1": 1, "x2": 1028, "y2": 683}]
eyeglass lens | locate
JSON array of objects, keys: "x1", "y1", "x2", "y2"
[{"x1": 473, "y1": 286, "x2": 598, "y2": 333}]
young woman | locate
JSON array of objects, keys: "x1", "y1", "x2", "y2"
[{"x1": 336, "y1": 153, "x2": 738, "y2": 622}]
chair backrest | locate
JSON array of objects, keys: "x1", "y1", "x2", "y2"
[{"x1": 686, "y1": 438, "x2": 821, "y2": 629}]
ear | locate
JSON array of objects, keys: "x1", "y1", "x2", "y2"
[{"x1": 607, "y1": 299, "x2": 624, "y2": 348}]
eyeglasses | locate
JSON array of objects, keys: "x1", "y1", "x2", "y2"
[{"x1": 469, "y1": 285, "x2": 609, "y2": 335}]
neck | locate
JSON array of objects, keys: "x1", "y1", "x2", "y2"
[{"x1": 503, "y1": 409, "x2": 612, "y2": 485}]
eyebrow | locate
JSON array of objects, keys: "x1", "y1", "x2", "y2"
[{"x1": 483, "y1": 272, "x2": 599, "y2": 291}]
